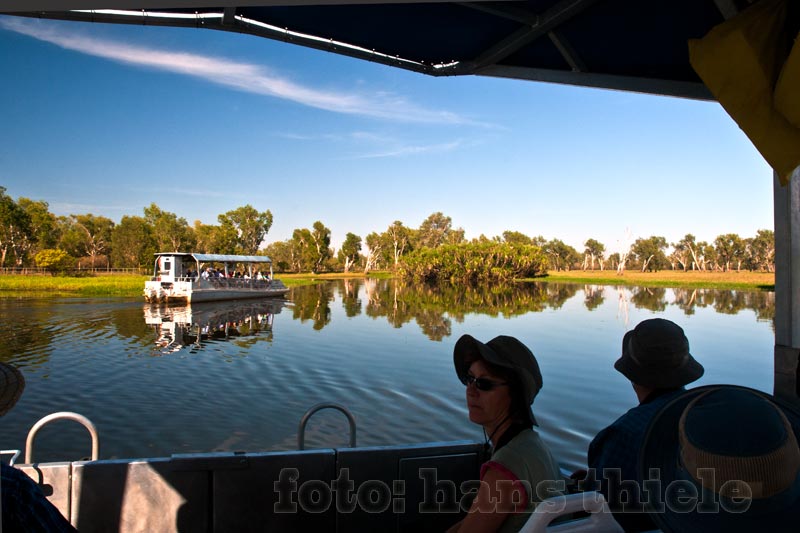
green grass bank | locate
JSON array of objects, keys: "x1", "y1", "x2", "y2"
[
  {"x1": 0, "y1": 269, "x2": 774, "y2": 298},
  {"x1": 534, "y1": 270, "x2": 775, "y2": 291}
]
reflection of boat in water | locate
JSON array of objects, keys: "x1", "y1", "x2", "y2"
[
  {"x1": 144, "y1": 253, "x2": 290, "y2": 303},
  {"x1": 144, "y1": 299, "x2": 285, "y2": 353}
]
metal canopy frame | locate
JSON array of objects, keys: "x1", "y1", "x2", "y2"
[
  {"x1": 2, "y1": 0, "x2": 724, "y2": 100},
  {"x1": 1, "y1": 1, "x2": 798, "y2": 402}
]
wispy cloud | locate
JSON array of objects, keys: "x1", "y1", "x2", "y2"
[
  {"x1": 351, "y1": 140, "x2": 464, "y2": 159},
  {"x1": 0, "y1": 18, "x2": 475, "y2": 125},
  {"x1": 274, "y1": 128, "x2": 469, "y2": 158}
]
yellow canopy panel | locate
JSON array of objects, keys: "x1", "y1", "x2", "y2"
[{"x1": 689, "y1": 0, "x2": 800, "y2": 185}]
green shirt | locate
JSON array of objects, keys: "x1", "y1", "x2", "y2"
[{"x1": 481, "y1": 428, "x2": 563, "y2": 533}]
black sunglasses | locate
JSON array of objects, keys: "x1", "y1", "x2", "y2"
[{"x1": 461, "y1": 374, "x2": 508, "y2": 391}]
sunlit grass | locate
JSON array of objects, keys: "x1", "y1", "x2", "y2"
[
  {"x1": 0, "y1": 274, "x2": 149, "y2": 297},
  {"x1": 532, "y1": 270, "x2": 775, "y2": 290},
  {"x1": 0, "y1": 273, "x2": 317, "y2": 297},
  {"x1": 0, "y1": 269, "x2": 775, "y2": 299}
]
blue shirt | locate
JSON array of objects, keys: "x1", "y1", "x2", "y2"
[
  {"x1": 1, "y1": 462, "x2": 77, "y2": 532},
  {"x1": 587, "y1": 388, "x2": 685, "y2": 532}
]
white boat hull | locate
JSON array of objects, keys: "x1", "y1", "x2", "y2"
[{"x1": 144, "y1": 278, "x2": 289, "y2": 303}]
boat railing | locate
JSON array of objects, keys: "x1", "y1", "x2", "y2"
[
  {"x1": 203, "y1": 277, "x2": 273, "y2": 289},
  {"x1": 297, "y1": 403, "x2": 357, "y2": 450},
  {"x1": 25, "y1": 411, "x2": 100, "y2": 463}
]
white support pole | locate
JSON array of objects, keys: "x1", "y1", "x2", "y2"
[{"x1": 774, "y1": 167, "x2": 800, "y2": 404}]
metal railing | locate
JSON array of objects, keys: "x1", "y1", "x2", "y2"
[
  {"x1": 25, "y1": 412, "x2": 100, "y2": 464},
  {"x1": 297, "y1": 403, "x2": 357, "y2": 450}
]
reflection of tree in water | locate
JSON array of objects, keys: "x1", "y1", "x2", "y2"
[
  {"x1": 545, "y1": 283, "x2": 579, "y2": 310},
  {"x1": 583, "y1": 285, "x2": 605, "y2": 312},
  {"x1": 673, "y1": 288, "x2": 700, "y2": 315},
  {"x1": 356, "y1": 279, "x2": 579, "y2": 341},
  {"x1": 748, "y1": 291, "x2": 775, "y2": 324},
  {"x1": 416, "y1": 309, "x2": 452, "y2": 341},
  {"x1": 290, "y1": 284, "x2": 333, "y2": 330},
  {"x1": 630, "y1": 287, "x2": 667, "y2": 312},
  {"x1": 672, "y1": 288, "x2": 774, "y2": 323},
  {"x1": 339, "y1": 279, "x2": 362, "y2": 318},
  {"x1": 0, "y1": 301, "x2": 55, "y2": 369}
]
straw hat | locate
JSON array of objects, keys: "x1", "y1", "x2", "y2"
[
  {"x1": 640, "y1": 385, "x2": 800, "y2": 532},
  {"x1": 614, "y1": 318, "x2": 704, "y2": 388},
  {"x1": 453, "y1": 334, "x2": 543, "y2": 426},
  {"x1": 1, "y1": 361, "x2": 25, "y2": 416}
]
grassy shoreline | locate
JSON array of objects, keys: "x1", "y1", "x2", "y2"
[
  {"x1": 532, "y1": 270, "x2": 775, "y2": 290},
  {"x1": 0, "y1": 269, "x2": 774, "y2": 298}
]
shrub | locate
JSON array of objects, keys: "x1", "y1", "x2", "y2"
[
  {"x1": 399, "y1": 242, "x2": 548, "y2": 284},
  {"x1": 35, "y1": 249, "x2": 76, "y2": 275}
]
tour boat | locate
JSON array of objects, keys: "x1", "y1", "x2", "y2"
[{"x1": 144, "y1": 253, "x2": 289, "y2": 304}]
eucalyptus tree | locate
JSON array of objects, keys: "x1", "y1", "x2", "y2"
[
  {"x1": 672, "y1": 234, "x2": 702, "y2": 271},
  {"x1": 364, "y1": 232, "x2": 383, "y2": 273},
  {"x1": 700, "y1": 241, "x2": 717, "y2": 271},
  {"x1": 59, "y1": 214, "x2": 114, "y2": 268},
  {"x1": 714, "y1": 233, "x2": 746, "y2": 271},
  {"x1": 583, "y1": 238, "x2": 606, "y2": 270},
  {"x1": 291, "y1": 221, "x2": 332, "y2": 273},
  {"x1": 631, "y1": 236, "x2": 668, "y2": 272},
  {"x1": 502, "y1": 231, "x2": 532, "y2": 245},
  {"x1": 417, "y1": 212, "x2": 454, "y2": 249},
  {"x1": 748, "y1": 229, "x2": 775, "y2": 272},
  {"x1": 262, "y1": 240, "x2": 293, "y2": 272},
  {"x1": 384, "y1": 220, "x2": 413, "y2": 268},
  {"x1": 111, "y1": 216, "x2": 157, "y2": 269},
  {"x1": 143, "y1": 203, "x2": 196, "y2": 252},
  {"x1": 18, "y1": 197, "x2": 59, "y2": 254},
  {"x1": 607, "y1": 252, "x2": 621, "y2": 271},
  {"x1": 217, "y1": 205, "x2": 273, "y2": 255},
  {"x1": 192, "y1": 220, "x2": 220, "y2": 254},
  {"x1": 542, "y1": 239, "x2": 580, "y2": 271},
  {"x1": 0, "y1": 187, "x2": 32, "y2": 267},
  {"x1": 338, "y1": 232, "x2": 363, "y2": 273}
]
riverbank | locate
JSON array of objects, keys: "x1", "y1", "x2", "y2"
[
  {"x1": 0, "y1": 274, "x2": 314, "y2": 298},
  {"x1": 534, "y1": 270, "x2": 775, "y2": 290},
  {"x1": 0, "y1": 269, "x2": 775, "y2": 297}
]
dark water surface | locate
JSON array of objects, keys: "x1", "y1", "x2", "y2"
[{"x1": 0, "y1": 279, "x2": 775, "y2": 471}]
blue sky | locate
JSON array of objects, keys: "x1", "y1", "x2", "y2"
[{"x1": 0, "y1": 15, "x2": 773, "y2": 253}]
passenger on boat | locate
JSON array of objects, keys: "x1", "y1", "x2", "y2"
[
  {"x1": 583, "y1": 318, "x2": 704, "y2": 532},
  {"x1": 0, "y1": 362, "x2": 77, "y2": 532},
  {"x1": 640, "y1": 384, "x2": 800, "y2": 532},
  {"x1": 449, "y1": 334, "x2": 562, "y2": 533}
]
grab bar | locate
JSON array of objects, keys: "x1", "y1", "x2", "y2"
[
  {"x1": 1, "y1": 449, "x2": 21, "y2": 467},
  {"x1": 25, "y1": 412, "x2": 99, "y2": 464},
  {"x1": 297, "y1": 403, "x2": 357, "y2": 450}
]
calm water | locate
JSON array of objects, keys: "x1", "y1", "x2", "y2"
[{"x1": 0, "y1": 279, "x2": 775, "y2": 471}]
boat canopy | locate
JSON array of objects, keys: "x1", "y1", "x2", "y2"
[{"x1": 155, "y1": 253, "x2": 272, "y2": 264}]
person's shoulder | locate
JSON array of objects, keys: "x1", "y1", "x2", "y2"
[{"x1": 496, "y1": 430, "x2": 558, "y2": 471}]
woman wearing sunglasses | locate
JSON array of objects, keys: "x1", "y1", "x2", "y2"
[{"x1": 449, "y1": 334, "x2": 562, "y2": 532}]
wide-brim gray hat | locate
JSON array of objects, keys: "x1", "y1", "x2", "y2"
[
  {"x1": 614, "y1": 318, "x2": 704, "y2": 388},
  {"x1": 1, "y1": 361, "x2": 25, "y2": 417},
  {"x1": 640, "y1": 385, "x2": 800, "y2": 532},
  {"x1": 453, "y1": 334, "x2": 542, "y2": 426}
]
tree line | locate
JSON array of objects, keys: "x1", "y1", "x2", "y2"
[{"x1": 0, "y1": 187, "x2": 775, "y2": 279}]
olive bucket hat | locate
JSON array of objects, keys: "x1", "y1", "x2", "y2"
[
  {"x1": 640, "y1": 385, "x2": 800, "y2": 533},
  {"x1": 453, "y1": 334, "x2": 543, "y2": 426},
  {"x1": 614, "y1": 318, "x2": 704, "y2": 388},
  {"x1": 1, "y1": 361, "x2": 25, "y2": 417}
]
